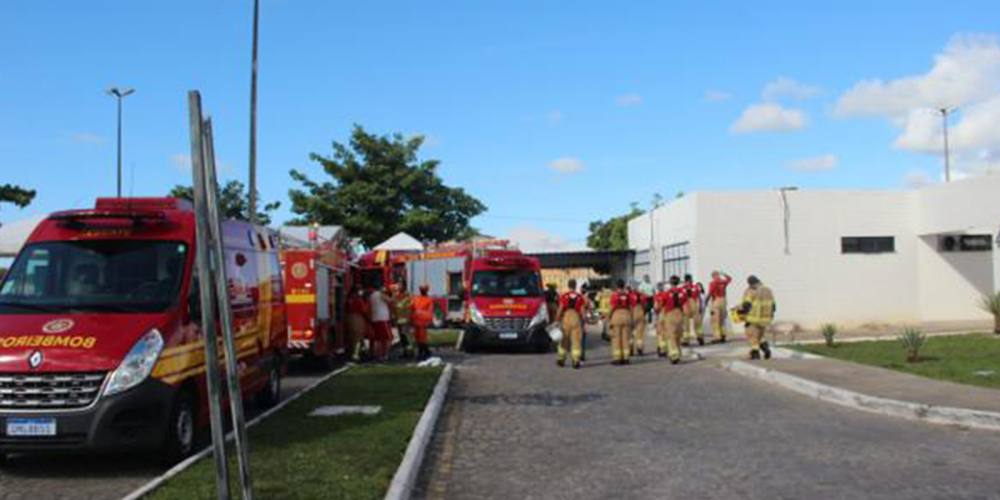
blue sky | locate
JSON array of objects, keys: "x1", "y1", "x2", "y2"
[{"x1": 3, "y1": 0, "x2": 1000, "y2": 251}]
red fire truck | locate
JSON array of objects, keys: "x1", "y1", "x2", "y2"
[
  {"x1": 0, "y1": 198, "x2": 287, "y2": 464},
  {"x1": 355, "y1": 240, "x2": 549, "y2": 352},
  {"x1": 278, "y1": 226, "x2": 354, "y2": 369}
]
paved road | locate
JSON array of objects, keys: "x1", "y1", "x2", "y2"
[
  {"x1": 0, "y1": 363, "x2": 330, "y2": 500},
  {"x1": 415, "y1": 330, "x2": 1000, "y2": 500}
]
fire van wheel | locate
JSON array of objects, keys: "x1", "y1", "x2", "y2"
[
  {"x1": 161, "y1": 390, "x2": 197, "y2": 465},
  {"x1": 0, "y1": 453, "x2": 8, "y2": 467},
  {"x1": 256, "y1": 363, "x2": 282, "y2": 409}
]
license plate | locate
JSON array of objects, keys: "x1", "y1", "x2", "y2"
[
  {"x1": 6, "y1": 418, "x2": 56, "y2": 437},
  {"x1": 498, "y1": 332, "x2": 518, "y2": 340}
]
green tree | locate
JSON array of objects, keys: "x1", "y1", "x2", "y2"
[
  {"x1": 288, "y1": 126, "x2": 486, "y2": 248},
  {"x1": 0, "y1": 184, "x2": 36, "y2": 225},
  {"x1": 587, "y1": 203, "x2": 644, "y2": 251},
  {"x1": 169, "y1": 180, "x2": 279, "y2": 225}
]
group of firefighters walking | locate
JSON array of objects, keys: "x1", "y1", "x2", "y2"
[{"x1": 552, "y1": 271, "x2": 776, "y2": 369}]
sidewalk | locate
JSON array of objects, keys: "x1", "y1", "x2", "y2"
[
  {"x1": 722, "y1": 353, "x2": 1000, "y2": 432},
  {"x1": 759, "y1": 357, "x2": 1000, "y2": 414}
]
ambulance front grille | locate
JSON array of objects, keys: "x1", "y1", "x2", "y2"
[
  {"x1": 0, "y1": 372, "x2": 107, "y2": 410},
  {"x1": 484, "y1": 317, "x2": 530, "y2": 332}
]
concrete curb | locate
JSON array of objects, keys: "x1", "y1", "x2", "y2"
[
  {"x1": 722, "y1": 359, "x2": 1000, "y2": 433},
  {"x1": 384, "y1": 363, "x2": 454, "y2": 500},
  {"x1": 118, "y1": 365, "x2": 352, "y2": 500}
]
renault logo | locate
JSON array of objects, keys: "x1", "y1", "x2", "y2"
[{"x1": 28, "y1": 350, "x2": 43, "y2": 370}]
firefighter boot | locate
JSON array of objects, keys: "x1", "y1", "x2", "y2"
[
  {"x1": 761, "y1": 341, "x2": 772, "y2": 360},
  {"x1": 749, "y1": 349, "x2": 760, "y2": 360}
]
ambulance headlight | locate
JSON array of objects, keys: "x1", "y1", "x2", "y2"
[
  {"x1": 105, "y1": 329, "x2": 164, "y2": 397},
  {"x1": 528, "y1": 303, "x2": 549, "y2": 329},
  {"x1": 469, "y1": 303, "x2": 486, "y2": 327}
]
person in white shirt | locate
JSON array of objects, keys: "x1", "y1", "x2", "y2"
[{"x1": 369, "y1": 284, "x2": 393, "y2": 361}]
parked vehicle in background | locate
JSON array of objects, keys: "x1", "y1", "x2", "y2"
[
  {"x1": 0, "y1": 197, "x2": 287, "y2": 464},
  {"x1": 355, "y1": 239, "x2": 549, "y2": 352},
  {"x1": 278, "y1": 225, "x2": 355, "y2": 369}
]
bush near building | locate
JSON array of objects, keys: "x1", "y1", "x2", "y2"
[{"x1": 792, "y1": 333, "x2": 1000, "y2": 391}]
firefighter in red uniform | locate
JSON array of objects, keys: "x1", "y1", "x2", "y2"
[
  {"x1": 345, "y1": 286, "x2": 369, "y2": 362},
  {"x1": 608, "y1": 279, "x2": 632, "y2": 365},
  {"x1": 411, "y1": 285, "x2": 435, "y2": 361},
  {"x1": 682, "y1": 274, "x2": 705, "y2": 346},
  {"x1": 708, "y1": 270, "x2": 732, "y2": 343},
  {"x1": 657, "y1": 275, "x2": 688, "y2": 363},
  {"x1": 556, "y1": 279, "x2": 587, "y2": 369}
]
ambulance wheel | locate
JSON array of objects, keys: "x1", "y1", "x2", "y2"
[
  {"x1": 161, "y1": 390, "x2": 197, "y2": 465},
  {"x1": 256, "y1": 363, "x2": 282, "y2": 409}
]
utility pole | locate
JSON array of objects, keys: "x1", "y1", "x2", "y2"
[
  {"x1": 106, "y1": 87, "x2": 135, "y2": 197},
  {"x1": 248, "y1": 0, "x2": 260, "y2": 224},
  {"x1": 940, "y1": 108, "x2": 953, "y2": 182}
]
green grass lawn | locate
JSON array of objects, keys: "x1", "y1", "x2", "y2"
[
  {"x1": 147, "y1": 365, "x2": 443, "y2": 500},
  {"x1": 791, "y1": 333, "x2": 1000, "y2": 390},
  {"x1": 427, "y1": 328, "x2": 461, "y2": 348}
]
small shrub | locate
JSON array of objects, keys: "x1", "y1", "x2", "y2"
[
  {"x1": 978, "y1": 292, "x2": 1000, "y2": 335},
  {"x1": 821, "y1": 323, "x2": 837, "y2": 347},
  {"x1": 897, "y1": 327, "x2": 926, "y2": 363}
]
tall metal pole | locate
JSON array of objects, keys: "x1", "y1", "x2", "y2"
[
  {"x1": 940, "y1": 108, "x2": 952, "y2": 183},
  {"x1": 248, "y1": 0, "x2": 260, "y2": 224},
  {"x1": 204, "y1": 119, "x2": 255, "y2": 500},
  {"x1": 107, "y1": 87, "x2": 134, "y2": 197},
  {"x1": 187, "y1": 91, "x2": 232, "y2": 500}
]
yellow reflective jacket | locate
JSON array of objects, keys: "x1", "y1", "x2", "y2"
[{"x1": 742, "y1": 285, "x2": 775, "y2": 326}]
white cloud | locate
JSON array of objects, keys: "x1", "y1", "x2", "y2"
[
  {"x1": 172, "y1": 154, "x2": 190, "y2": 171},
  {"x1": 762, "y1": 77, "x2": 821, "y2": 101},
  {"x1": 730, "y1": 103, "x2": 808, "y2": 134},
  {"x1": 615, "y1": 93, "x2": 643, "y2": 107},
  {"x1": 506, "y1": 225, "x2": 588, "y2": 253},
  {"x1": 548, "y1": 157, "x2": 585, "y2": 174},
  {"x1": 547, "y1": 110, "x2": 563, "y2": 125},
  {"x1": 786, "y1": 154, "x2": 837, "y2": 171},
  {"x1": 834, "y1": 34, "x2": 1000, "y2": 178},
  {"x1": 904, "y1": 170, "x2": 934, "y2": 188},
  {"x1": 67, "y1": 132, "x2": 104, "y2": 145},
  {"x1": 705, "y1": 90, "x2": 732, "y2": 102}
]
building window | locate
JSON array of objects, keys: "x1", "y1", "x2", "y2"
[
  {"x1": 842, "y1": 236, "x2": 894, "y2": 254},
  {"x1": 939, "y1": 234, "x2": 992, "y2": 252},
  {"x1": 662, "y1": 242, "x2": 690, "y2": 279}
]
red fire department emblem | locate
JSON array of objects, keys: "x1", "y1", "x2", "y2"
[
  {"x1": 42, "y1": 319, "x2": 74, "y2": 334},
  {"x1": 291, "y1": 262, "x2": 309, "y2": 280}
]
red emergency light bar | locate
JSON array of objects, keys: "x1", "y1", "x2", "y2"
[
  {"x1": 49, "y1": 209, "x2": 168, "y2": 229},
  {"x1": 95, "y1": 197, "x2": 193, "y2": 212},
  {"x1": 485, "y1": 256, "x2": 533, "y2": 267}
]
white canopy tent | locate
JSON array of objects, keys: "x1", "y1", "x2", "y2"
[
  {"x1": 373, "y1": 232, "x2": 424, "y2": 252},
  {"x1": 0, "y1": 215, "x2": 45, "y2": 258}
]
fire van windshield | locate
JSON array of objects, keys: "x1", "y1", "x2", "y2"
[
  {"x1": 471, "y1": 270, "x2": 541, "y2": 298},
  {"x1": 0, "y1": 240, "x2": 187, "y2": 315}
]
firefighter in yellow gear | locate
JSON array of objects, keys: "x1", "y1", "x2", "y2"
[
  {"x1": 681, "y1": 274, "x2": 705, "y2": 346},
  {"x1": 556, "y1": 279, "x2": 587, "y2": 369},
  {"x1": 707, "y1": 270, "x2": 733, "y2": 343},
  {"x1": 656, "y1": 275, "x2": 688, "y2": 363},
  {"x1": 739, "y1": 275, "x2": 776, "y2": 360},
  {"x1": 630, "y1": 284, "x2": 647, "y2": 356},
  {"x1": 608, "y1": 279, "x2": 632, "y2": 365}
]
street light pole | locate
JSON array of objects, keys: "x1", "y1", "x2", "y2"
[
  {"x1": 248, "y1": 0, "x2": 260, "y2": 224},
  {"x1": 940, "y1": 108, "x2": 953, "y2": 183},
  {"x1": 106, "y1": 87, "x2": 135, "y2": 198}
]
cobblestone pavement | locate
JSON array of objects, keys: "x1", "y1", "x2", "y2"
[
  {"x1": 0, "y1": 365, "x2": 329, "y2": 500},
  {"x1": 414, "y1": 331, "x2": 1000, "y2": 500}
]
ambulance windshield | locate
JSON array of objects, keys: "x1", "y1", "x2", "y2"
[
  {"x1": 0, "y1": 240, "x2": 187, "y2": 314},
  {"x1": 471, "y1": 270, "x2": 541, "y2": 298}
]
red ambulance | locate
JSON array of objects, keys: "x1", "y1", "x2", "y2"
[{"x1": 0, "y1": 198, "x2": 287, "y2": 463}]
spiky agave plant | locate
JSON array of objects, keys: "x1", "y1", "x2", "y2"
[
  {"x1": 821, "y1": 323, "x2": 837, "y2": 348},
  {"x1": 897, "y1": 327, "x2": 926, "y2": 363},
  {"x1": 978, "y1": 292, "x2": 1000, "y2": 335}
]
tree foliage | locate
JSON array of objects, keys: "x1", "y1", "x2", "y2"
[
  {"x1": 288, "y1": 126, "x2": 486, "y2": 248},
  {"x1": 587, "y1": 203, "x2": 644, "y2": 251},
  {"x1": 169, "y1": 180, "x2": 280, "y2": 225},
  {"x1": 0, "y1": 184, "x2": 36, "y2": 224}
]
